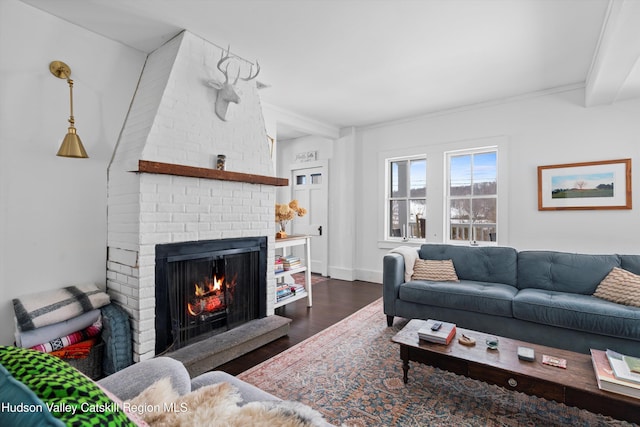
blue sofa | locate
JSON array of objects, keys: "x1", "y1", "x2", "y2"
[{"x1": 383, "y1": 244, "x2": 640, "y2": 357}]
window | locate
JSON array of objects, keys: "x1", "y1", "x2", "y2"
[
  {"x1": 387, "y1": 156, "x2": 426, "y2": 240},
  {"x1": 447, "y1": 148, "x2": 497, "y2": 244}
]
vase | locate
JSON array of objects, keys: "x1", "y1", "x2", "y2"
[{"x1": 276, "y1": 221, "x2": 288, "y2": 239}]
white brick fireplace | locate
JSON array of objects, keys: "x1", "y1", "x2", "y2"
[{"x1": 107, "y1": 31, "x2": 282, "y2": 361}]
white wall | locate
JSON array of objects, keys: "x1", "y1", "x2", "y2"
[
  {"x1": 276, "y1": 135, "x2": 332, "y2": 206},
  {"x1": 355, "y1": 88, "x2": 640, "y2": 283},
  {"x1": 0, "y1": 0, "x2": 145, "y2": 345}
]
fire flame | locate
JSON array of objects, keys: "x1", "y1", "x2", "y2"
[
  {"x1": 194, "y1": 275, "x2": 223, "y2": 297},
  {"x1": 187, "y1": 274, "x2": 237, "y2": 317}
]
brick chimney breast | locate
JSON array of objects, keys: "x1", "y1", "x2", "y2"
[{"x1": 107, "y1": 31, "x2": 276, "y2": 361}]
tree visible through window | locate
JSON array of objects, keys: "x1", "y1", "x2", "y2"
[
  {"x1": 388, "y1": 157, "x2": 426, "y2": 240},
  {"x1": 447, "y1": 149, "x2": 497, "y2": 243}
]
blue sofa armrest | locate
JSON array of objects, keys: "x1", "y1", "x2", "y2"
[{"x1": 383, "y1": 253, "x2": 405, "y2": 325}]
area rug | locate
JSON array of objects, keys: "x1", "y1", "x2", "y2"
[
  {"x1": 291, "y1": 272, "x2": 330, "y2": 286},
  {"x1": 238, "y1": 298, "x2": 636, "y2": 427}
]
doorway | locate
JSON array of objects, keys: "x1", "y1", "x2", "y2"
[{"x1": 289, "y1": 161, "x2": 328, "y2": 276}]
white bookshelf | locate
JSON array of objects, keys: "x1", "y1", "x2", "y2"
[{"x1": 274, "y1": 234, "x2": 312, "y2": 308}]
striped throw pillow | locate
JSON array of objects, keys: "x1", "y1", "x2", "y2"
[
  {"x1": 412, "y1": 259, "x2": 459, "y2": 282},
  {"x1": 593, "y1": 267, "x2": 640, "y2": 308}
]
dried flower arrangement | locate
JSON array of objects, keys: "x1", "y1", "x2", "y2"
[{"x1": 275, "y1": 200, "x2": 307, "y2": 238}]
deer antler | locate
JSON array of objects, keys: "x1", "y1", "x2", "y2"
[
  {"x1": 217, "y1": 45, "x2": 232, "y2": 84},
  {"x1": 217, "y1": 45, "x2": 245, "y2": 84},
  {"x1": 242, "y1": 61, "x2": 260, "y2": 81}
]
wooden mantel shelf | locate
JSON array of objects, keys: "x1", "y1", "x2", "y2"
[{"x1": 135, "y1": 160, "x2": 289, "y2": 187}]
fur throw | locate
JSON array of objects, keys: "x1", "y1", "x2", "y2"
[{"x1": 126, "y1": 377, "x2": 329, "y2": 427}]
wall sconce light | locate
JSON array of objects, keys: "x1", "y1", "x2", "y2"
[{"x1": 49, "y1": 60, "x2": 88, "y2": 158}]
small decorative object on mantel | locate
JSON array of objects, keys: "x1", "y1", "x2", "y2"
[
  {"x1": 216, "y1": 154, "x2": 226, "y2": 170},
  {"x1": 275, "y1": 200, "x2": 307, "y2": 239}
]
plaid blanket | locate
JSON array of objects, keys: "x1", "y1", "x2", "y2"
[{"x1": 13, "y1": 284, "x2": 110, "y2": 331}]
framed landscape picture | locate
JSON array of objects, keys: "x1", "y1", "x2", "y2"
[{"x1": 538, "y1": 159, "x2": 631, "y2": 211}]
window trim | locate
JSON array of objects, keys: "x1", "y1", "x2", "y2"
[
  {"x1": 385, "y1": 154, "x2": 427, "y2": 243},
  {"x1": 445, "y1": 146, "x2": 498, "y2": 246},
  {"x1": 378, "y1": 135, "x2": 509, "y2": 249}
]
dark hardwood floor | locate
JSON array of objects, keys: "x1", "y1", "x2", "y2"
[{"x1": 217, "y1": 277, "x2": 382, "y2": 375}]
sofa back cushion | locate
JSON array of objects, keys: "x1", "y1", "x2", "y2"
[
  {"x1": 418, "y1": 244, "x2": 518, "y2": 286},
  {"x1": 619, "y1": 255, "x2": 640, "y2": 276},
  {"x1": 517, "y1": 251, "x2": 620, "y2": 294}
]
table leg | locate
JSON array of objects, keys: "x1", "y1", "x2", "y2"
[{"x1": 400, "y1": 345, "x2": 410, "y2": 384}]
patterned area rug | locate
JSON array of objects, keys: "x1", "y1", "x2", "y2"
[
  {"x1": 291, "y1": 272, "x2": 330, "y2": 286},
  {"x1": 238, "y1": 298, "x2": 636, "y2": 427}
]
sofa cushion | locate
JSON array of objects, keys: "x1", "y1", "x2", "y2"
[
  {"x1": 517, "y1": 251, "x2": 620, "y2": 294},
  {"x1": 399, "y1": 280, "x2": 517, "y2": 317},
  {"x1": 513, "y1": 289, "x2": 640, "y2": 340},
  {"x1": 418, "y1": 244, "x2": 518, "y2": 286},
  {"x1": 593, "y1": 267, "x2": 640, "y2": 308},
  {"x1": 620, "y1": 255, "x2": 640, "y2": 276},
  {"x1": 412, "y1": 259, "x2": 459, "y2": 282}
]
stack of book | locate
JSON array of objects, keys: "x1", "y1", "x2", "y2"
[
  {"x1": 417, "y1": 319, "x2": 457, "y2": 345},
  {"x1": 275, "y1": 283, "x2": 306, "y2": 302},
  {"x1": 274, "y1": 257, "x2": 284, "y2": 273},
  {"x1": 591, "y1": 348, "x2": 640, "y2": 399},
  {"x1": 281, "y1": 255, "x2": 301, "y2": 271}
]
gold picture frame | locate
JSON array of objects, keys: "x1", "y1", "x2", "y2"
[{"x1": 538, "y1": 158, "x2": 631, "y2": 211}]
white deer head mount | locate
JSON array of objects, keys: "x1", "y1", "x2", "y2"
[{"x1": 206, "y1": 46, "x2": 260, "y2": 121}]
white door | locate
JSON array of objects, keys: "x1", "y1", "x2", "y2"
[{"x1": 290, "y1": 163, "x2": 328, "y2": 276}]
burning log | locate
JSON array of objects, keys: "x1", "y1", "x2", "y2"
[{"x1": 186, "y1": 274, "x2": 237, "y2": 317}]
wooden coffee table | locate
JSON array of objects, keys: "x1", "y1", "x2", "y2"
[{"x1": 392, "y1": 319, "x2": 640, "y2": 424}]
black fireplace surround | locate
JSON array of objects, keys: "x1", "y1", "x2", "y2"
[{"x1": 155, "y1": 236, "x2": 267, "y2": 354}]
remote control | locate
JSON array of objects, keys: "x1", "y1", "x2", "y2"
[{"x1": 431, "y1": 322, "x2": 442, "y2": 331}]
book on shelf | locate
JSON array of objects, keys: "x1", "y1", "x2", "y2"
[
  {"x1": 274, "y1": 258, "x2": 284, "y2": 273},
  {"x1": 276, "y1": 284, "x2": 294, "y2": 301},
  {"x1": 591, "y1": 349, "x2": 640, "y2": 399},
  {"x1": 281, "y1": 255, "x2": 302, "y2": 271},
  {"x1": 605, "y1": 349, "x2": 640, "y2": 386},
  {"x1": 275, "y1": 283, "x2": 306, "y2": 302},
  {"x1": 417, "y1": 319, "x2": 456, "y2": 345}
]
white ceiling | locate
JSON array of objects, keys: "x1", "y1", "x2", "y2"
[{"x1": 20, "y1": 0, "x2": 640, "y2": 140}]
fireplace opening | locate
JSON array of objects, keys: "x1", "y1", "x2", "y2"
[{"x1": 155, "y1": 237, "x2": 267, "y2": 354}]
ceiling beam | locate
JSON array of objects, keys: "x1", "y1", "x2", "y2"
[
  {"x1": 585, "y1": 0, "x2": 640, "y2": 107},
  {"x1": 262, "y1": 103, "x2": 340, "y2": 140}
]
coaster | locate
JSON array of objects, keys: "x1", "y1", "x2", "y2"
[{"x1": 458, "y1": 334, "x2": 476, "y2": 346}]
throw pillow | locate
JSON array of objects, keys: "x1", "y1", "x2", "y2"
[
  {"x1": 0, "y1": 346, "x2": 136, "y2": 426},
  {"x1": 412, "y1": 259, "x2": 459, "y2": 282},
  {"x1": 593, "y1": 267, "x2": 640, "y2": 308},
  {"x1": 0, "y1": 363, "x2": 65, "y2": 427}
]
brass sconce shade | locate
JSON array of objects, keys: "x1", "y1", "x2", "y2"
[{"x1": 50, "y1": 60, "x2": 89, "y2": 158}]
